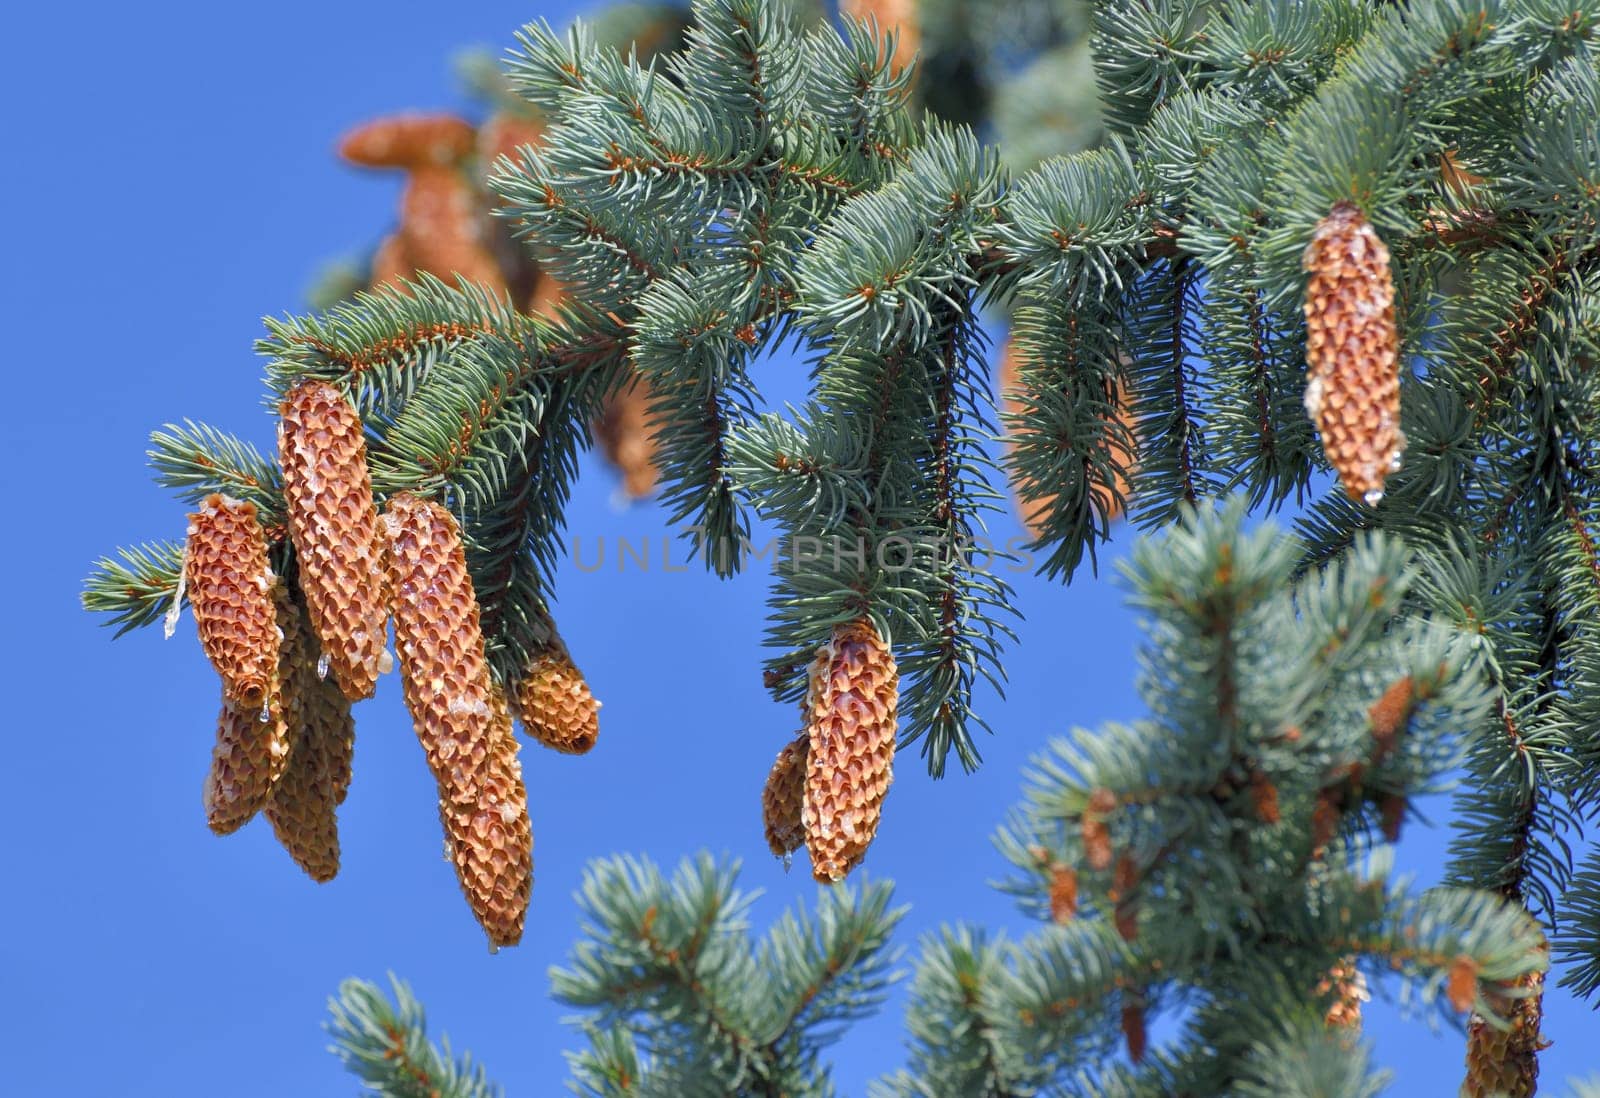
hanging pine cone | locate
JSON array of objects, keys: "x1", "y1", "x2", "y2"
[
  {"x1": 446, "y1": 683, "x2": 533, "y2": 948},
  {"x1": 762, "y1": 735, "x2": 808, "y2": 859},
  {"x1": 998, "y1": 338, "x2": 1133, "y2": 534},
  {"x1": 265, "y1": 583, "x2": 355, "y2": 883},
  {"x1": 838, "y1": 0, "x2": 921, "y2": 77},
  {"x1": 397, "y1": 166, "x2": 506, "y2": 293},
  {"x1": 1464, "y1": 970, "x2": 1545, "y2": 1098},
  {"x1": 339, "y1": 113, "x2": 476, "y2": 170},
  {"x1": 279, "y1": 379, "x2": 391, "y2": 701},
  {"x1": 801, "y1": 619, "x2": 898, "y2": 883},
  {"x1": 185, "y1": 494, "x2": 279, "y2": 710},
  {"x1": 202, "y1": 684, "x2": 295, "y2": 837},
  {"x1": 1319, "y1": 958, "x2": 1368, "y2": 1030},
  {"x1": 384, "y1": 492, "x2": 532, "y2": 947},
  {"x1": 1301, "y1": 202, "x2": 1405, "y2": 504},
  {"x1": 369, "y1": 233, "x2": 413, "y2": 292},
  {"x1": 592, "y1": 373, "x2": 661, "y2": 500},
  {"x1": 201, "y1": 585, "x2": 299, "y2": 832},
  {"x1": 513, "y1": 636, "x2": 599, "y2": 755}
]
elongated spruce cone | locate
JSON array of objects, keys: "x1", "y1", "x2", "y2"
[
  {"x1": 385, "y1": 493, "x2": 532, "y2": 947},
  {"x1": 762, "y1": 736, "x2": 808, "y2": 859},
  {"x1": 339, "y1": 113, "x2": 475, "y2": 169},
  {"x1": 513, "y1": 638, "x2": 599, "y2": 755},
  {"x1": 265, "y1": 584, "x2": 354, "y2": 882},
  {"x1": 1302, "y1": 202, "x2": 1404, "y2": 504},
  {"x1": 801, "y1": 620, "x2": 898, "y2": 882},
  {"x1": 454, "y1": 685, "x2": 533, "y2": 947},
  {"x1": 279, "y1": 379, "x2": 390, "y2": 701},
  {"x1": 1464, "y1": 970, "x2": 1544, "y2": 1098},
  {"x1": 186, "y1": 494, "x2": 279, "y2": 710},
  {"x1": 202, "y1": 685, "x2": 295, "y2": 836}
]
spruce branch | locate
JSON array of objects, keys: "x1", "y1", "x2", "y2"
[{"x1": 327, "y1": 976, "x2": 502, "y2": 1098}]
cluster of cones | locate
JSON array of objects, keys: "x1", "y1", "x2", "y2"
[
  {"x1": 760, "y1": 620, "x2": 900, "y2": 883},
  {"x1": 336, "y1": 111, "x2": 661, "y2": 501},
  {"x1": 182, "y1": 378, "x2": 599, "y2": 948}
]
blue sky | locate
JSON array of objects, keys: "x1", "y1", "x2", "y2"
[{"x1": 4, "y1": 1, "x2": 1591, "y2": 1093}]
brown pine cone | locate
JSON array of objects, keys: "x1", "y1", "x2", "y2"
[
  {"x1": 762, "y1": 736, "x2": 808, "y2": 859},
  {"x1": 477, "y1": 112, "x2": 545, "y2": 169},
  {"x1": 339, "y1": 113, "x2": 476, "y2": 170},
  {"x1": 592, "y1": 373, "x2": 661, "y2": 500},
  {"x1": 398, "y1": 166, "x2": 506, "y2": 293},
  {"x1": 265, "y1": 584, "x2": 354, "y2": 882},
  {"x1": 801, "y1": 619, "x2": 899, "y2": 883},
  {"x1": 185, "y1": 494, "x2": 279, "y2": 710},
  {"x1": 1301, "y1": 202, "x2": 1405, "y2": 504},
  {"x1": 513, "y1": 637, "x2": 599, "y2": 755},
  {"x1": 527, "y1": 270, "x2": 567, "y2": 321},
  {"x1": 839, "y1": 0, "x2": 921, "y2": 77},
  {"x1": 202, "y1": 687, "x2": 295, "y2": 837},
  {"x1": 368, "y1": 232, "x2": 414, "y2": 292},
  {"x1": 1464, "y1": 970, "x2": 1544, "y2": 1098},
  {"x1": 445, "y1": 684, "x2": 533, "y2": 950},
  {"x1": 278, "y1": 379, "x2": 391, "y2": 701},
  {"x1": 1319, "y1": 958, "x2": 1368, "y2": 1030},
  {"x1": 384, "y1": 492, "x2": 532, "y2": 947},
  {"x1": 998, "y1": 338, "x2": 1132, "y2": 535}
]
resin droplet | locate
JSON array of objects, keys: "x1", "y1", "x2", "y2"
[
  {"x1": 781, "y1": 851, "x2": 794, "y2": 873},
  {"x1": 258, "y1": 705, "x2": 272, "y2": 724},
  {"x1": 316, "y1": 653, "x2": 331, "y2": 681},
  {"x1": 163, "y1": 559, "x2": 188, "y2": 641},
  {"x1": 1363, "y1": 488, "x2": 1384, "y2": 506},
  {"x1": 377, "y1": 649, "x2": 395, "y2": 675}
]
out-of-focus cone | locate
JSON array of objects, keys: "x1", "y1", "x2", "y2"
[
  {"x1": 801, "y1": 619, "x2": 899, "y2": 882},
  {"x1": 368, "y1": 233, "x2": 414, "y2": 292},
  {"x1": 840, "y1": 0, "x2": 921, "y2": 78},
  {"x1": 1463, "y1": 970, "x2": 1545, "y2": 1098},
  {"x1": 339, "y1": 113, "x2": 475, "y2": 170},
  {"x1": 398, "y1": 166, "x2": 507, "y2": 293},
  {"x1": 278, "y1": 379, "x2": 391, "y2": 702},
  {"x1": 999, "y1": 338, "x2": 1133, "y2": 536},
  {"x1": 593, "y1": 374, "x2": 661, "y2": 499},
  {"x1": 1319, "y1": 958, "x2": 1368, "y2": 1030},
  {"x1": 340, "y1": 112, "x2": 506, "y2": 295},
  {"x1": 477, "y1": 112, "x2": 545, "y2": 168}
]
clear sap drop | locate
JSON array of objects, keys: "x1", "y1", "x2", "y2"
[
  {"x1": 258, "y1": 705, "x2": 272, "y2": 724},
  {"x1": 316, "y1": 653, "x2": 331, "y2": 681},
  {"x1": 163, "y1": 557, "x2": 189, "y2": 640},
  {"x1": 1363, "y1": 488, "x2": 1384, "y2": 506},
  {"x1": 781, "y1": 851, "x2": 794, "y2": 873},
  {"x1": 486, "y1": 941, "x2": 500, "y2": 956},
  {"x1": 377, "y1": 649, "x2": 395, "y2": 674}
]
